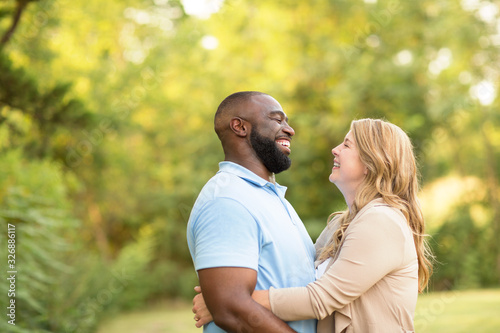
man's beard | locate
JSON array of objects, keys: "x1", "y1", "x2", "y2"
[{"x1": 250, "y1": 127, "x2": 291, "y2": 174}]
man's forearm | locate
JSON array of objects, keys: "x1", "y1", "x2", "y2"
[
  {"x1": 198, "y1": 267, "x2": 296, "y2": 333},
  {"x1": 211, "y1": 299, "x2": 296, "y2": 333}
]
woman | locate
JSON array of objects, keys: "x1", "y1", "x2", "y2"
[{"x1": 193, "y1": 118, "x2": 433, "y2": 333}]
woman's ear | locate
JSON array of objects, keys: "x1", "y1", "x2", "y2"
[{"x1": 230, "y1": 117, "x2": 249, "y2": 137}]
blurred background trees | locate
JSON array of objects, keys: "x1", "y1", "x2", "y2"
[{"x1": 0, "y1": 0, "x2": 499, "y2": 331}]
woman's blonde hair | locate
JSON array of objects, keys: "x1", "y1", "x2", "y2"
[{"x1": 318, "y1": 118, "x2": 433, "y2": 292}]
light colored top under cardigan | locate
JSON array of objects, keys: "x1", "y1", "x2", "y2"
[{"x1": 269, "y1": 198, "x2": 419, "y2": 333}]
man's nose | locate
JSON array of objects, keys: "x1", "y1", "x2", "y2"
[{"x1": 283, "y1": 123, "x2": 295, "y2": 137}]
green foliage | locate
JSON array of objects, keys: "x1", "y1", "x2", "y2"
[
  {"x1": 0, "y1": 150, "x2": 77, "y2": 332},
  {"x1": 61, "y1": 226, "x2": 156, "y2": 333},
  {"x1": 0, "y1": 52, "x2": 95, "y2": 161},
  {"x1": 430, "y1": 204, "x2": 500, "y2": 291},
  {"x1": 0, "y1": 151, "x2": 158, "y2": 332}
]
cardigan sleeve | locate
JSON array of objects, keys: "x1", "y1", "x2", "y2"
[{"x1": 269, "y1": 206, "x2": 408, "y2": 321}]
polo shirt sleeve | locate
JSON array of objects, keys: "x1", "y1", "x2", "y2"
[{"x1": 190, "y1": 197, "x2": 260, "y2": 271}]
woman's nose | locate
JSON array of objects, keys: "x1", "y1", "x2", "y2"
[{"x1": 332, "y1": 146, "x2": 339, "y2": 156}]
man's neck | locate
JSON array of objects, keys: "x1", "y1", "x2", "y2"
[{"x1": 224, "y1": 157, "x2": 275, "y2": 183}]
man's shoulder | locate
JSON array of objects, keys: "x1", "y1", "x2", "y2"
[
  {"x1": 200, "y1": 171, "x2": 262, "y2": 201},
  {"x1": 189, "y1": 173, "x2": 256, "y2": 222}
]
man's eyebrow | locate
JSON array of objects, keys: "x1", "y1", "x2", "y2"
[{"x1": 270, "y1": 110, "x2": 288, "y2": 122}]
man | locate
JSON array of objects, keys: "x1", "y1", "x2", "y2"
[{"x1": 187, "y1": 91, "x2": 317, "y2": 333}]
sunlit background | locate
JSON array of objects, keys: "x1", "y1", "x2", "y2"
[{"x1": 0, "y1": 0, "x2": 499, "y2": 332}]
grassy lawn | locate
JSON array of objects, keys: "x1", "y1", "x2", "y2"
[
  {"x1": 414, "y1": 289, "x2": 500, "y2": 332},
  {"x1": 98, "y1": 289, "x2": 500, "y2": 333},
  {"x1": 97, "y1": 300, "x2": 201, "y2": 333}
]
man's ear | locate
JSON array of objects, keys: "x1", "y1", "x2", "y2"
[{"x1": 230, "y1": 117, "x2": 249, "y2": 137}]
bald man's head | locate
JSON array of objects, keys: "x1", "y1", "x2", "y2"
[
  {"x1": 212, "y1": 91, "x2": 295, "y2": 175},
  {"x1": 214, "y1": 91, "x2": 267, "y2": 140}
]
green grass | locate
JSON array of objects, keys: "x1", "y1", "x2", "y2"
[
  {"x1": 415, "y1": 289, "x2": 500, "y2": 332},
  {"x1": 98, "y1": 289, "x2": 500, "y2": 333},
  {"x1": 97, "y1": 300, "x2": 201, "y2": 333}
]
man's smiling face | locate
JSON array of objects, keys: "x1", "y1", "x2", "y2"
[{"x1": 247, "y1": 95, "x2": 295, "y2": 174}]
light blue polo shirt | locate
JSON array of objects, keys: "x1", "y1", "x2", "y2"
[{"x1": 187, "y1": 162, "x2": 317, "y2": 333}]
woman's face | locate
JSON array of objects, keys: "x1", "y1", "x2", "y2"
[{"x1": 329, "y1": 130, "x2": 367, "y2": 195}]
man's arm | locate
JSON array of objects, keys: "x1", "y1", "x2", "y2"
[{"x1": 198, "y1": 267, "x2": 296, "y2": 332}]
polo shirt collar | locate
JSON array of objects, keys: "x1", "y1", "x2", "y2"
[{"x1": 218, "y1": 161, "x2": 288, "y2": 196}]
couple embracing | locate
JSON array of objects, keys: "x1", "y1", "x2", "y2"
[{"x1": 187, "y1": 91, "x2": 432, "y2": 333}]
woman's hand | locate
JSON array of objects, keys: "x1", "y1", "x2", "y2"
[
  {"x1": 251, "y1": 289, "x2": 271, "y2": 310},
  {"x1": 192, "y1": 286, "x2": 214, "y2": 328}
]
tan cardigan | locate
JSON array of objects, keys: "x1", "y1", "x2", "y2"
[{"x1": 269, "y1": 199, "x2": 418, "y2": 333}]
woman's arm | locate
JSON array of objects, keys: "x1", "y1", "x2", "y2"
[{"x1": 270, "y1": 208, "x2": 408, "y2": 321}]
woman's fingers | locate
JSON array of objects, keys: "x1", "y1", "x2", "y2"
[{"x1": 192, "y1": 292, "x2": 214, "y2": 327}]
